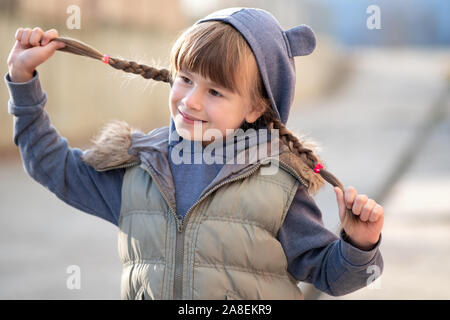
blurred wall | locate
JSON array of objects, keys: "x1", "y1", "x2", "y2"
[{"x1": 15, "y1": 0, "x2": 188, "y2": 31}]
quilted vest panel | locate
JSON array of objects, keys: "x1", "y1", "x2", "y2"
[{"x1": 118, "y1": 163, "x2": 304, "y2": 300}]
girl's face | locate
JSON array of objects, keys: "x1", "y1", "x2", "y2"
[{"x1": 169, "y1": 69, "x2": 261, "y2": 147}]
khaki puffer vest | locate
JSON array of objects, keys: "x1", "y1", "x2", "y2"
[{"x1": 82, "y1": 122, "x2": 325, "y2": 300}]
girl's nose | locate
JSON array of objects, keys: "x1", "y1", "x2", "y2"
[{"x1": 182, "y1": 88, "x2": 203, "y2": 111}]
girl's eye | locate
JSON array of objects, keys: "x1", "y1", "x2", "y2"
[
  {"x1": 180, "y1": 76, "x2": 192, "y2": 84},
  {"x1": 209, "y1": 89, "x2": 222, "y2": 97}
]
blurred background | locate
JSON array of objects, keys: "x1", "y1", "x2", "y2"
[{"x1": 0, "y1": 0, "x2": 449, "y2": 299}]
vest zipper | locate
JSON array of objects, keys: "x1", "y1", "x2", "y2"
[
  {"x1": 172, "y1": 162, "x2": 263, "y2": 300},
  {"x1": 177, "y1": 163, "x2": 263, "y2": 233},
  {"x1": 139, "y1": 162, "x2": 183, "y2": 300}
]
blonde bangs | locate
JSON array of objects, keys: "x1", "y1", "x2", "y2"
[{"x1": 170, "y1": 21, "x2": 254, "y2": 95}]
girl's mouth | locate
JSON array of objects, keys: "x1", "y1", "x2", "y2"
[{"x1": 179, "y1": 109, "x2": 207, "y2": 124}]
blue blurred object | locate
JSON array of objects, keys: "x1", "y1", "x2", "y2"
[{"x1": 305, "y1": 0, "x2": 450, "y2": 46}]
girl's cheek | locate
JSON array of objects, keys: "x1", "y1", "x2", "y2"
[{"x1": 169, "y1": 86, "x2": 183, "y2": 104}]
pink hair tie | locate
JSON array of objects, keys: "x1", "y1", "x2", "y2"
[
  {"x1": 102, "y1": 54, "x2": 110, "y2": 64},
  {"x1": 313, "y1": 163, "x2": 324, "y2": 173}
]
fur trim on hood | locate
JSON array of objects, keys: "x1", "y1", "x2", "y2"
[
  {"x1": 81, "y1": 120, "x2": 141, "y2": 171},
  {"x1": 81, "y1": 120, "x2": 325, "y2": 195}
]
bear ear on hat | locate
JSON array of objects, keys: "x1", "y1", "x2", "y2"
[{"x1": 284, "y1": 25, "x2": 316, "y2": 57}]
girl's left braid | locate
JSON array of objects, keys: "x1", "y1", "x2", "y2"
[
  {"x1": 52, "y1": 37, "x2": 172, "y2": 84},
  {"x1": 268, "y1": 114, "x2": 359, "y2": 225}
]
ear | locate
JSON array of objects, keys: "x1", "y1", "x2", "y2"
[
  {"x1": 244, "y1": 105, "x2": 265, "y2": 124},
  {"x1": 283, "y1": 25, "x2": 316, "y2": 57}
]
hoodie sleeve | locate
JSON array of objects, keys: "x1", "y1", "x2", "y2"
[
  {"x1": 277, "y1": 184, "x2": 383, "y2": 297},
  {"x1": 5, "y1": 71, "x2": 123, "y2": 226}
]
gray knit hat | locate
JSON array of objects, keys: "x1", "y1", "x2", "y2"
[{"x1": 197, "y1": 7, "x2": 316, "y2": 125}]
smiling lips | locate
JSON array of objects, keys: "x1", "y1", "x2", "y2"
[{"x1": 179, "y1": 109, "x2": 207, "y2": 122}]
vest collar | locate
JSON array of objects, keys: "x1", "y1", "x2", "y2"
[{"x1": 81, "y1": 120, "x2": 325, "y2": 211}]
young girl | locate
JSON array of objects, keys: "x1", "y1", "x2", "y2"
[{"x1": 5, "y1": 8, "x2": 384, "y2": 300}]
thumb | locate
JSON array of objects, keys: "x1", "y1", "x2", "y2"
[
  {"x1": 38, "y1": 40, "x2": 65, "y2": 59},
  {"x1": 26, "y1": 40, "x2": 65, "y2": 70},
  {"x1": 48, "y1": 40, "x2": 66, "y2": 50},
  {"x1": 334, "y1": 186, "x2": 346, "y2": 222}
]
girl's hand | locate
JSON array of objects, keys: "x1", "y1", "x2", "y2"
[
  {"x1": 334, "y1": 186, "x2": 384, "y2": 251},
  {"x1": 7, "y1": 27, "x2": 66, "y2": 83}
]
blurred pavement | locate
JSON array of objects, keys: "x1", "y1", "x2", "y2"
[
  {"x1": 291, "y1": 48, "x2": 450, "y2": 299},
  {"x1": 0, "y1": 47, "x2": 449, "y2": 299}
]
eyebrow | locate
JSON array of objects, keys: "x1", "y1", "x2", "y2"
[{"x1": 180, "y1": 69, "x2": 230, "y2": 91}]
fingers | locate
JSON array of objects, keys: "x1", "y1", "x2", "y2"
[
  {"x1": 359, "y1": 198, "x2": 376, "y2": 222},
  {"x1": 15, "y1": 28, "x2": 24, "y2": 41},
  {"x1": 344, "y1": 186, "x2": 357, "y2": 209},
  {"x1": 29, "y1": 27, "x2": 44, "y2": 46},
  {"x1": 343, "y1": 186, "x2": 383, "y2": 222},
  {"x1": 351, "y1": 193, "x2": 368, "y2": 217},
  {"x1": 20, "y1": 28, "x2": 33, "y2": 47},
  {"x1": 369, "y1": 204, "x2": 384, "y2": 222},
  {"x1": 41, "y1": 28, "x2": 59, "y2": 46},
  {"x1": 15, "y1": 27, "x2": 59, "y2": 47},
  {"x1": 334, "y1": 187, "x2": 346, "y2": 222}
]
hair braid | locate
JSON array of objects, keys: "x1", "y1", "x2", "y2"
[
  {"x1": 53, "y1": 37, "x2": 172, "y2": 84},
  {"x1": 259, "y1": 108, "x2": 359, "y2": 225},
  {"x1": 271, "y1": 118, "x2": 319, "y2": 168},
  {"x1": 108, "y1": 58, "x2": 171, "y2": 83}
]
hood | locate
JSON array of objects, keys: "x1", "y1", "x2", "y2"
[{"x1": 196, "y1": 7, "x2": 316, "y2": 124}]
